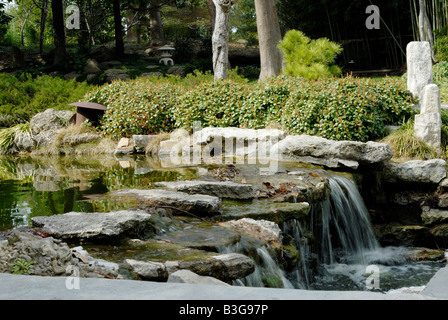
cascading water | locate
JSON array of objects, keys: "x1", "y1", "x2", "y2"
[{"x1": 223, "y1": 174, "x2": 442, "y2": 291}]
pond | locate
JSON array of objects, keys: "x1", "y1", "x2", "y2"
[{"x1": 0, "y1": 154, "x2": 444, "y2": 293}]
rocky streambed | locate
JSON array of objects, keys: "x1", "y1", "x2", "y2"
[{"x1": 1, "y1": 125, "x2": 448, "y2": 290}]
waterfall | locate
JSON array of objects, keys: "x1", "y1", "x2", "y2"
[
  {"x1": 314, "y1": 176, "x2": 380, "y2": 265},
  {"x1": 222, "y1": 175, "x2": 382, "y2": 289}
]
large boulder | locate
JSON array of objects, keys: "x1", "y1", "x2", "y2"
[
  {"x1": 155, "y1": 180, "x2": 254, "y2": 200},
  {"x1": 104, "y1": 69, "x2": 130, "y2": 82},
  {"x1": 31, "y1": 210, "x2": 154, "y2": 241},
  {"x1": 382, "y1": 159, "x2": 447, "y2": 184},
  {"x1": 270, "y1": 134, "x2": 394, "y2": 169},
  {"x1": 30, "y1": 108, "x2": 74, "y2": 136}
]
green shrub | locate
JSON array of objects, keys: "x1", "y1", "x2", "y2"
[
  {"x1": 173, "y1": 80, "x2": 251, "y2": 129},
  {"x1": 280, "y1": 76, "x2": 416, "y2": 141},
  {"x1": 0, "y1": 73, "x2": 91, "y2": 127},
  {"x1": 278, "y1": 30, "x2": 343, "y2": 80},
  {"x1": 85, "y1": 78, "x2": 182, "y2": 138}
]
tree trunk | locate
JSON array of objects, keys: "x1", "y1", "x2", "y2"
[
  {"x1": 126, "y1": 9, "x2": 138, "y2": 42},
  {"x1": 52, "y1": 0, "x2": 66, "y2": 65},
  {"x1": 254, "y1": 0, "x2": 283, "y2": 81},
  {"x1": 149, "y1": 1, "x2": 165, "y2": 47},
  {"x1": 39, "y1": 0, "x2": 49, "y2": 55},
  {"x1": 21, "y1": 6, "x2": 33, "y2": 47},
  {"x1": 206, "y1": 0, "x2": 216, "y2": 34},
  {"x1": 113, "y1": 0, "x2": 124, "y2": 58},
  {"x1": 212, "y1": 0, "x2": 232, "y2": 80},
  {"x1": 418, "y1": 0, "x2": 435, "y2": 60}
]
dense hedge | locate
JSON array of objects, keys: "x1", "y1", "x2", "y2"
[{"x1": 85, "y1": 73, "x2": 417, "y2": 142}]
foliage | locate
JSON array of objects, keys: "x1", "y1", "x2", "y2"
[
  {"x1": 433, "y1": 61, "x2": 448, "y2": 104},
  {"x1": 84, "y1": 77, "x2": 183, "y2": 138},
  {"x1": 0, "y1": 73, "x2": 92, "y2": 126},
  {"x1": 381, "y1": 119, "x2": 437, "y2": 160},
  {"x1": 85, "y1": 71, "x2": 416, "y2": 142},
  {"x1": 0, "y1": 123, "x2": 31, "y2": 154},
  {"x1": 279, "y1": 75, "x2": 416, "y2": 141},
  {"x1": 10, "y1": 258, "x2": 34, "y2": 275},
  {"x1": 278, "y1": 30, "x2": 343, "y2": 80}
]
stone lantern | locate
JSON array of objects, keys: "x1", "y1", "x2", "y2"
[{"x1": 157, "y1": 45, "x2": 175, "y2": 66}]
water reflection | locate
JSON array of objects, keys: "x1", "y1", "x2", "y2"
[{"x1": 0, "y1": 155, "x2": 198, "y2": 231}]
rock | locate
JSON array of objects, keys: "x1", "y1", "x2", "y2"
[
  {"x1": 438, "y1": 194, "x2": 448, "y2": 208},
  {"x1": 155, "y1": 223, "x2": 241, "y2": 250},
  {"x1": 271, "y1": 135, "x2": 393, "y2": 169},
  {"x1": 141, "y1": 72, "x2": 163, "y2": 78},
  {"x1": 382, "y1": 159, "x2": 447, "y2": 184},
  {"x1": 31, "y1": 210, "x2": 154, "y2": 241},
  {"x1": 13, "y1": 131, "x2": 36, "y2": 153},
  {"x1": 114, "y1": 137, "x2": 134, "y2": 155},
  {"x1": 155, "y1": 180, "x2": 254, "y2": 200},
  {"x1": 0, "y1": 230, "x2": 117, "y2": 278},
  {"x1": 422, "y1": 207, "x2": 448, "y2": 226},
  {"x1": 90, "y1": 46, "x2": 115, "y2": 62},
  {"x1": 62, "y1": 133, "x2": 101, "y2": 146},
  {"x1": 115, "y1": 189, "x2": 222, "y2": 216},
  {"x1": 30, "y1": 109, "x2": 75, "y2": 136},
  {"x1": 430, "y1": 224, "x2": 448, "y2": 247},
  {"x1": 104, "y1": 69, "x2": 130, "y2": 82},
  {"x1": 125, "y1": 259, "x2": 168, "y2": 281},
  {"x1": 194, "y1": 127, "x2": 286, "y2": 158},
  {"x1": 408, "y1": 247, "x2": 446, "y2": 261},
  {"x1": 221, "y1": 218, "x2": 283, "y2": 247},
  {"x1": 221, "y1": 201, "x2": 310, "y2": 224},
  {"x1": 64, "y1": 71, "x2": 81, "y2": 81},
  {"x1": 100, "y1": 60, "x2": 122, "y2": 69},
  {"x1": 84, "y1": 58, "x2": 101, "y2": 73},
  {"x1": 167, "y1": 270, "x2": 230, "y2": 286},
  {"x1": 407, "y1": 41, "x2": 433, "y2": 102},
  {"x1": 125, "y1": 253, "x2": 254, "y2": 282},
  {"x1": 133, "y1": 135, "x2": 156, "y2": 154},
  {"x1": 376, "y1": 224, "x2": 433, "y2": 247},
  {"x1": 167, "y1": 66, "x2": 186, "y2": 78}
]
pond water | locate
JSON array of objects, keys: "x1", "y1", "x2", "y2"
[{"x1": 0, "y1": 154, "x2": 444, "y2": 293}]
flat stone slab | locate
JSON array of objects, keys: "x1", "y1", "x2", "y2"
[
  {"x1": 115, "y1": 189, "x2": 222, "y2": 216},
  {"x1": 31, "y1": 210, "x2": 153, "y2": 241},
  {"x1": 155, "y1": 180, "x2": 254, "y2": 200},
  {"x1": 383, "y1": 159, "x2": 447, "y2": 184},
  {"x1": 271, "y1": 134, "x2": 393, "y2": 169},
  {"x1": 220, "y1": 201, "x2": 309, "y2": 224}
]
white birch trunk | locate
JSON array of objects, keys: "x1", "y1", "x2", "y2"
[{"x1": 212, "y1": 0, "x2": 233, "y2": 80}]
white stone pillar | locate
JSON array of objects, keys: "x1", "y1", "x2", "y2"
[
  {"x1": 407, "y1": 41, "x2": 433, "y2": 105},
  {"x1": 414, "y1": 84, "x2": 442, "y2": 148}
]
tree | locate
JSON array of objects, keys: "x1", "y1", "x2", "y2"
[
  {"x1": 212, "y1": 0, "x2": 233, "y2": 80},
  {"x1": 418, "y1": 0, "x2": 435, "y2": 60},
  {"x1": 113, "y1": 0, "x2": 124, "y2": 57},
  {"x1": 51, "y1": 0, "x2": 66, "y2": 65},
  {"x1": 254, "y1": 0, "x2": 283, "y2": 80}
]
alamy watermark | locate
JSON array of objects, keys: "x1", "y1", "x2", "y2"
[
  {"x1": 65, "y1": 5, "x2": 80, "y2": 30},
  {"x1": 366, "y1": 5, "x2": 380, "y2": 30},
  {"x1": 65, "y1": 265, "x2": 80, "y2": 290},
  {"x1": 365, "y1": 265, "x2": 380, "y2": 290}
]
